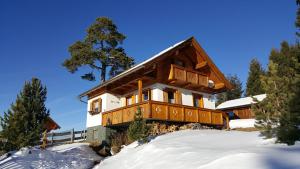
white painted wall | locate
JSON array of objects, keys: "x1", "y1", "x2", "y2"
[
  {"x1": 86, "y1": 94, "x2": 106, "y2": 128},
  {"x1": 86, "y1": 83, "x2": 216, "y2": 127},
  {"x1": 150, "y1": 83, "x2": 215, "y2": 109},
  {"x1": 106, "y1": 93, "x2": 122, "y2": 111}
]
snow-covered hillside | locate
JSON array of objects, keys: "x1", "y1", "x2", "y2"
[
  {"x1": 0, "y1": 143, "x2": 102, "y2": 169},
  {"x1": 95, "y1": 130, "x2": 300, "y2": 169}
]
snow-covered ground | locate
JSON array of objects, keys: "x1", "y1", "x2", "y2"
[
  {"x1": 95, "y1": 130, "x2": 300, "y2": 169},
  {"x1": 0, "y1": 143, "x2": 102, "y2": 169},
  {"x1": 229, "y1": 119, "x2": 255, "y2": 129}
]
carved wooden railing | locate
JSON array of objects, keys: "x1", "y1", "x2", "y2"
[
  {"x1": 101, "y1": 100, "x2": 227, "y2": 127},
  {"x1": 168, "y1": 64, "x2": 208, "y2": 87}
]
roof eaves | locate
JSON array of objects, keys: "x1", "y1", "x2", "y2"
[{"x1": 78, "y1": 37, "x2": 193, "y2": 98}]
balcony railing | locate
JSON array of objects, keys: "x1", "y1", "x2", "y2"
[
  {"x1": 168, "y1": 64, "x2": 208, "y2": 87},
  {"x1": 102, "y1": 100, "x2": 228, "y2": 128}
]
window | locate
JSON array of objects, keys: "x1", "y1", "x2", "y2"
[
  {"x1": 94, "y1": 101, "x2": 99, "y2": 112},
  {"x1": 126, "y1": 95, "x2": 136, "y2": 106},
  {"x1": 168, "y1": 91, "x2": 175, "y2": 104},
  {"x1": 126, "y1": 96, "x2": 132, "y2": 105},
  {"x1": 142, "y1": 89, "x2": 151, "y2": 101},
  {"x1": 193, "y1": 94, "x2": 204, "y2": 108},
  {"x1": 228, "y1": 111, "x2": 235, "y2": 120},
  {"x1": 163, "y1": 88, "x2": 181, "y2": 104},
  {"x1": 90, "y1": 98, "x2": 102, "y2": 113}
]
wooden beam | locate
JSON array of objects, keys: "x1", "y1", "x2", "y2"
[
  {"x1": 195, "y1": 61, "x2": 208, "y2": 70},
  {"x1": 138, "y1": 79, "x2": 143, "y2": 103},
  {"x1": 226, "y1": 115, "x2": 230, "y2": 130},
  {"x1": 214, "y1": 83, "x2": 225, "y2": 90}
]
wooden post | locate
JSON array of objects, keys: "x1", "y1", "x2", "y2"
[
  {"x1": 226, "y1": 116, "x2": 230, "y2": 130},
  {"x1": 41, "y1": 130, "x2": 48, "y2": 149},
  {"x1": 51, "y1": 132, "x2": 54, "y2": 145},
  {"x1": 70, "y1": 128, "x2": 74, "y2": 143},
  {"x1": 138, "y1": 79, "x2": 143, "y2": 103}
]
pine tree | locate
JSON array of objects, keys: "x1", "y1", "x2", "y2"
[
  {"x1": 0, "y1": 78, "x2": 50, "y2": 151},
  {"x1": 245, "y1": 58, "x2": 265, "y2": 96},
  {"x1": 127, "y1": 107, "x2": 150, "y2": 143},
  {"x1": 296, "y1": 0, "x2": 300, "y2": 37},
  {"x1": 252, "y1": 61, "x2": 284, "y2": 138},
  {"x1": 253, "y1": 42, "x2": 300, "y2": 145},
  {"x1": 63, "y1": 17, "x2": 134, "y2": 83},
  {"x1": 276, "y1": 42, "x2": 300, "y2": 145},
  {"x1": 216, "y1": 74, "x2": 243, "y2": 105}
]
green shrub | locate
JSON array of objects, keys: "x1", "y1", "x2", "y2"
[{"x1": 127, "y1": 107, "x2": 150, "y2": 143}]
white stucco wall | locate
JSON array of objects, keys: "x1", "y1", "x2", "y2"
[
  {"x1": 86, "y1": 94, "x2": 106, "y2": 128},
  {"x1": 150, "y1": 83, "x2": 215, "y2": 109},
  {"x1": 105, "y1": 93, "x2": 122, "y2": 111}
]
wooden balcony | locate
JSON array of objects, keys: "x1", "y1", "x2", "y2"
[
  {"x1": 168, "y1": 64, "x2": 208, "y2": 88},
  {"x1": 102, "y1": 100, "x2": 228, "y2": 128}
]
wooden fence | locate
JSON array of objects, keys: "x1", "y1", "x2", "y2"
[{"x1": 45, "y1": 129, "x2": 87, "y2": 145}]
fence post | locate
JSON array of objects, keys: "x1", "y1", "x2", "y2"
[
  {"x1": 70, "y1": 128, "x2": 74, "y2": 143},
  {"x1": 51, "y1": 132, "x2": 54, "y2": 145}
]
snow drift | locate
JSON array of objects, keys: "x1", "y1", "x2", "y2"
[
  {"x1": 229, "y1": 119, "x2": 255, "y2": 129},
  {"x1": 0, "y1": 143, "x2": 102, "y2": 169},
  {"x1": 95, "y1": 130, "x2": 300, "y2": 169}
]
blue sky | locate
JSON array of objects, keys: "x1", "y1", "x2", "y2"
[{"x1": 0, "y1": 0, "x2": 297, "y2": 130}]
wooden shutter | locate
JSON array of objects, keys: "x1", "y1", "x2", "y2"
[
  {"x1": 199, "y1": 95, "x2": 204, "y2": 108},
  {"x1": 163, "y1": 90, "x2": 168, "y2": 102},
  {"x1": 90, "y1": 100, "x2": 94, "y2": 111},
  {"x1": 98, "y1": 98, "x2": 102, "y2": 112},
  {"x1": 132, "y1": 95, "x2": 136, "y2": 104},
  {"x1": 175, "y1": 90, "x2": 182, "y2": 104},
  {"x1": 148, "y1": 89, "x2": 151, "y2": 101},
  {"x1": 142, "y1": 93, "x2": 145, "y2": 102}
]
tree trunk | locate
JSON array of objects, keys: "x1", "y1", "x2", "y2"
[{"x1": 101, "y1": 63, "x2": 106, "y2": 83}]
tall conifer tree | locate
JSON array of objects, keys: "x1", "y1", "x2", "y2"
[
  {"x1": 253, "y1": 42, "x2": 300, "y2": 145},
  {"x1": 63, "y1": 17, "x2": 134, "y2": 83},
  {"x1": 245, "y1": 58, "x2": 265, "y2": 96},
  {"x1": 0, "y1": 78, "x2": 50, "y2": 151}
]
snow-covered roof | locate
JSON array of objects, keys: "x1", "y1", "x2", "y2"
[
  {"x1": 79, "y1": 37, "x2": 191, "y2": 97},
  {"x1": 216, "y1": 94, "x2": 266, "y2": 110}
]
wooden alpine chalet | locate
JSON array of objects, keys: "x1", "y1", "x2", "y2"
[{"x1": 79, "y1": 37, "x2": 233, "y2": 142}]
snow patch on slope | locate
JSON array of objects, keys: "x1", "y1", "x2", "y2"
[
  {"x1": 94, "y1": 130, "x2": 300, "y2": 169},
  {"x1": 0, "y1": 143, "x2": 102, "y2": 169}
]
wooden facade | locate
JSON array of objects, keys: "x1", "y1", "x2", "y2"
[
  {"x1": 223, "y1": 106, "x2": 254, "y2": 119},
  {"x1": 102, "y1": 100, "x2": 227, "y2": 127},
  {"x1": 44, "y1": 117, "x2": 60, "y2": 132}
]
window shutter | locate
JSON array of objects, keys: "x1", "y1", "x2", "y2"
[
  {"x1": 175, "y1": 90, "x2": 182, "y2": 104},
  {"x1": 142, "y1": 93, "x2": 145, "y2": 102},
  {"x1": 148, "y1": 89, "x2": 151, "y2": 101},
  {"x1": 98, "y1": 98, "x2": 102, "y2": 112},
  {"x1": 199, "y1": 96, "x2": 204, "y2": 108},
  {"x1": 90, "y1": 100, "x2": 93, "y2": 111},
  {"x1": 132, "y1": 95, "x2": 136, "y2": 104},
  {"x1": 163, "y1": 90, "x2": 168, "y2": 102}
]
